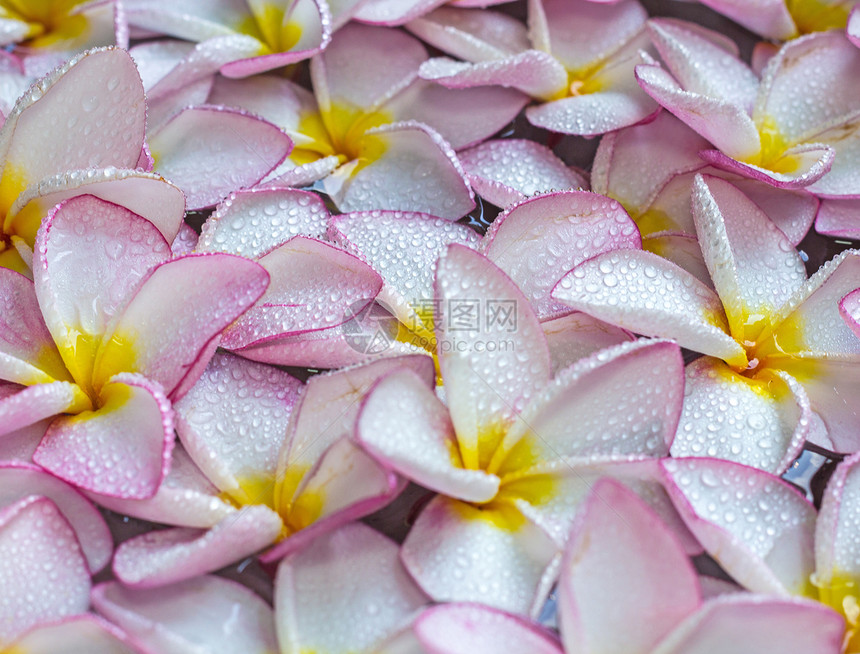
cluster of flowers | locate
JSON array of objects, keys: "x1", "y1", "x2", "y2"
[{"x1": 1, "y1": 0, "x2": 860, "y2": 651}]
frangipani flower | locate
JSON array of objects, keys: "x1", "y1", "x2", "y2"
[
  {"x1": 554, "y1": 175, "x2": 860, "y2": 470},
  {"x1": 0, "y1": 195, "x2": 269, "y2": 498},
  {"x1": 692, "y1": 0, "x2": 858, "y2": 40},
  {"x1": 123, "y1": 0, "x2": 333, "y2": 77},
  {"x1": 3, "y1": 616, "x2": 142, "y2": 654},
  {"x1": 355, "y1": 244, "x2": 686, "y2": 614},
  {"x1": 410, "y1": 0, "x2": 659, "y2": 135},
  {"x1": 635, "y1": 21, "x2": 860, "y2": 196},
  {"x1": 0, "y1": 47, "x2": 186, "y2": 274},
  {"x1": 102, "y1": 353, "x2": 429, "y2": 586}
]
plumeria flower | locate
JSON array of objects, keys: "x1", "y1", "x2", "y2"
[
  {"x1": 658, "y1": 454, "x2": 860, "y2": 651},
  {"x1": 554, "y1": 175, "x2": 860, "y2": 470},
  {"x1": 635, "y1": 20, "x2": 860, "y2": 198},
  {"x1": 0, "y1": 195, "x2": 269, "y2": 499},
  {"x1": 93, "y1": 523, "x2": 428, "y2": 654},
  {"x1": 691, "y1": 0, "x2": 857, "y2": 40},
  {"x1": 200, "y1": 23, "x2": 527, "y2": 219},
  {"x1": 122, "y1": 0, "x2": 334, "y2": 77},
  {"x1": 410, "y1": 0, "x2": 659, "y2": 135},
  {"x1": 99, "y1": 353, "x2": 430, "y2": 586},
  {"x1": 0, "y1": 47, "x2": 186, "y2": 275},
  {"x1": 354, "y1": 243, "x2": 687, "y2": 614}
]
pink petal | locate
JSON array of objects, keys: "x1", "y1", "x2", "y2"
[
  {"x1": 661, "y1": 458, "x2": 817, "y2": 596},
  {"x1": 695, "y1": 0, "x2": 795, "y2": 40},
  {"x1": 559, "y1": 479, "x2": 701, "y2": 654},
  {"x1": 816, "y1": 452, "x2": 860, "y2": 591},
  {"x1": 691, "y1": 175, "x2": 807, "y2": 341},
  {"x1": 170, "y1": 223, "x2": 198, "y2": 257},
  {"x1": 8, "y1": 616, "x2": 140, "y2": 654},
  {"x1": 850, "y1": 5, "x2": 860, "y2": 47},
  {"x1": 635, "y1": 63, "x2": 761, "y2": 161},
  {"x1": 804, "y1": 118, "x2": 860, "y2": 196},
  {"x1": 352, "y1": 0, "x2": 446, "y2": 25},
  {"x1": 175, "y1": 353, "x2": 301, "y2": 498},
  {"x1": 460, "y1": 139, "x2": 585, "y2": 208},
  {"x1": 641, "y1": 231, "x2": 713, "y2": 286},
  {"x1": 671, "y1": 358, "x2": 809, "y2": 474},
  {"x1": 326, "y1": 121, "x2": 475, "y2": 220},
  {"x1": 95, "y1": 252, "x2": 269, "y2": 398},
  {"x1": 0, "y1": 382, "x2": 89, "y2": 437},
  {"x1": 698, "y1": 142, "x2": 835, "y2": 189},
  {"x1": 435, "y1": 245, "x2": 551, "y2": 469},
  {"x1": 220, "y1": 237, "x2": 382, "y2": 351},
  {"x1": 0, "y1": 495, "x2": 90, "y2": 644},
  {"x1": 415, "y1": 603, "x2": 563, "y2": 653},
  {"x1": 541, "y1": 312, "x2": 633, "y2": 375},
  {"x1": 0, "y1": 48, "x2": 145, "y2": 218},
  {"x1": 402, "y1": 495, "x2": 557, "y2": 615},
  {"x1": 357, "y1": 367, "x2": 500, "y2": 502},
  {"x1": 730, "y1": 177, "x2": 817, "y2": 245},
  {"x1": 841, "y1": 288, "x2": 860, "y2": 339},
  {"x1": 34, "y1": 373, "x2": 174, "y2": 500},
  {"x1": 481, "y1": 191, "x2": 640, "y2": 319},
  {"x1": 816, "y1": 198, "x2": 860, "y2": 238},
  {"x1": 149, "y1": 106, "x2": 292, "y2": 210},
  {"x1": 653, "y1": 595, "x2": 845, "y2": 654},
  {"x1": 93, "y1": 576, "x2": 278, "y2": 654},
  {"x1": 552, "y1": 249, "x2": 748, "y2": 367},
  {"x1": 405, "y1": 7, "x2": 531, "y2": 61},
  {"x1": 0, "y1": 419, "x2": 45, "y2": 463},
  {"x1": 123, "y1": 0, "x2": 262, "y2": 41},
  {"x1": 197, "y1": 188, "x2": 330, "y2": 258},
  {"x1": 274, "y1": 523, "x2": 428, "y2": 653},
  {"x1": 113, "y1": 504, "x2": 283, "y2": 587}
]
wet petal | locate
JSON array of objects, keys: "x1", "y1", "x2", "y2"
[
  {"x1": 8, "y1": 616, "x2": 140, "y2": 654},
  {"x1": 541, "y1": 312, "x2": 633, "y2": 375},
  {"x1": 699, "y1": 141, "x2": 835, "y2": 189},
  {"x1": 841, "y1": 288, "x2": 860, "y2": 339},
  {"x1": 816, "y1": 198, "x2": 860, "y2": 239}
]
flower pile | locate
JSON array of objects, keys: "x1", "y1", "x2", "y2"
[{"x1": 0, "y1": 0, "x2": 859, "y2": 651}]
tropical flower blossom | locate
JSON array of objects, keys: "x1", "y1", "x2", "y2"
[{"x1": 691, "y1": 0, "x2": 857, "y2": 40}]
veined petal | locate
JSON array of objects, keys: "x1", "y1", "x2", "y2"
[
  {"x1": 804, "y1": 115, "x2": 860, "y2": 196},
  {"x1": 661, "y1": 458, "x2": 817, "y2": 596},
  {"x1": 691, "y1": 175, "x2": 806, "y2": 342},
  {"x1": 197, "y1": 188, "x2": 329, "y2": 258},
  {"x1": 92, "y1": 576, "x2": 278, "y2": 654},
  {"x1": 671, "y1": 358, "x2": 809, "y2": 474},
  {"x1": 357, "y1": 368, "x2": 500, "y2": 502},
  {"x1": 552, "y1": 249, "x2": 748, "y2": 367},
  {"x1": 481, "y1": 191, "x2": 640, "y2": 320},
  {"x1": 435, "y1": 245, "x2": 551, "y2": 470},
  {"x1": 149, "y1": 106, "x2": 292, "y2": 210},
  {"x1": 559, "y1": 479, "x2": 701, "y2": 654},
  {"x1": 414, "y1": 603, "x2": 563, "y2": 653},
  {"x1": 0, "y1": 495, "x2": 90, "y2": 645},
  {"x1": 275, "y1": 522, "x2": 427, "y2": 654},
  {"x1": 34, "y1": 373, "x2": 174, "y2": 499},
  {"x1": 95, "y1": 252, "x2": 269, "y2": 398},
  {"x1": 112, "y1": 504, "x2": 283, "y2": 587},
  {"x1": 401, "y1": 495, "x2": 557, "y2": 616}
]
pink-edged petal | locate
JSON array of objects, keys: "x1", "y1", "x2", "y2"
[
  {"x1": 850, "y1": 5, "x2": 860, "y2": 47},
  {"x1": 124, "y1": 0, "x2": 261, "y2": 40},
  {"x1": 325, "y1": 121, "x2": 475, "y2": 220},
  {"x1": 481, "y1": 191, "x2": 640, "y2": 319},
  {"x1": 695, "y1": 0, "x2": 795, "y2": 40},
  {"x1": 170, "y1": 223, "x2": 198, "y2": 256},
  {"x1": 11, "y1": 169, "x2": 185, "y2": 246},
  {"x1": 816, "y1": 452, "x2": 860, "y2": 593},
  {"x1": 661, "y1": 457, "x2": 817, "y2": 596},
  {"x1": 0, "y1": 495, "x2": 90, "y2": 645},
  {"x1": 197, "y1": 188, "x2": 329, "y2": 258},
  {"x1": 149, "y1": 106, "x2": 291, "y2": 210},
  {"x1": 541, "y1": 311, "x2": 633, "y2": 375},
  {"x1": 275, "y1": 522, "x2": 428, "y2": 653},
  {"x1": 34, "y1": 373, "x2": 174, "y2": 500},
  {"x1": 0, "y1": 268, "x2": 69, "y2": 385},
  {"x1": 93, "y1": 575, "x2": 278, "y2": 654},
  {"x1": 352, "y1": 0, "x2": 446, "y2": 25},
  {"x1": 460, "y1": 139, "x2": 585, "y2": 208},
  {"x1": 265, "y1": 156, "x2": 340, "y2": 188},
  {"x1": 175, "y1": 353, "x2": 301, "y2": 499},
  {"x1": 699, "y1": 142, "x2": 835, "y2": 189},
  {"x1": 0, "y1": 382, "x2": 89, "y2": 437},
  {"x1": 756, "y1": 31, "x2": 860, "y2": 145},
  {"x1": 552, "y1": 249, "x2": 748, "y2": 367},
  {"x1": 730, "y1": 177, "x2": 817, "y2": 246},
  {"x1": 89, "y1": 445, "x2": 236, "y2": 529},
  {"x1": 647, "y1": 19, "x2": 758, "y2": 112},
  {"x1": 94, "y1": 253, "x2": 269, "y2": 398},
  {"x1": 8, "y1": 616, "x2": 140, "y2": 654},
  {"x1": 559, "y1": 479, "x2": 700, "y2": 654},
  {"x1": 691, "y1": 174, "x2": 807, "y2": 340},
  {"x1": 402, "y1": 495, "x2": 557, "y2": 616},
  {"x1": 652, "y1": 595, "x2": 845, "y2": 654},
  {"x1": 841, "y1": 288, "x2": 860, "y2": 339},
  {"x1": 635, "y1": 63, "x2": 761, "y2": 161},
  {"x1": 0, "y1": 419, "x2": 45, "y2": 463},
  {"x1": 357, "y1": 368, "x2": 500, "y2": 502},
  {"x1": 113, "y1": 504, "x2": 282, "y2": 587},
  {"x1": 816, "y1": 198, "x2": 860, "y2": 238},
  {"x1": 0, "y1": 463, "x2": 112, "y2": 573},
  {"x1": 435, "y1": 245, "x2": 551, "y2": 469},
  {"x1": 805, "y1": 116, "x2": 860, "y2": 196},
  {"x1": 415, "y1": 603, "x2": 563, "y2": 653},
  {"x1": 672, "y1": 357, "x2": 809, "y2": 474},
  {"x1": 418, "y1": 51, "x2": 568, "y2": 101},
  {"x1": 33, "y1": 195, "x2": 171, "y2": 367},
  {"x1": 0, "y1": 48, "x2": 145, "y2": 222},
  {"x1": 642, "y1": 231, "x2": 712, "y2": 287}
]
